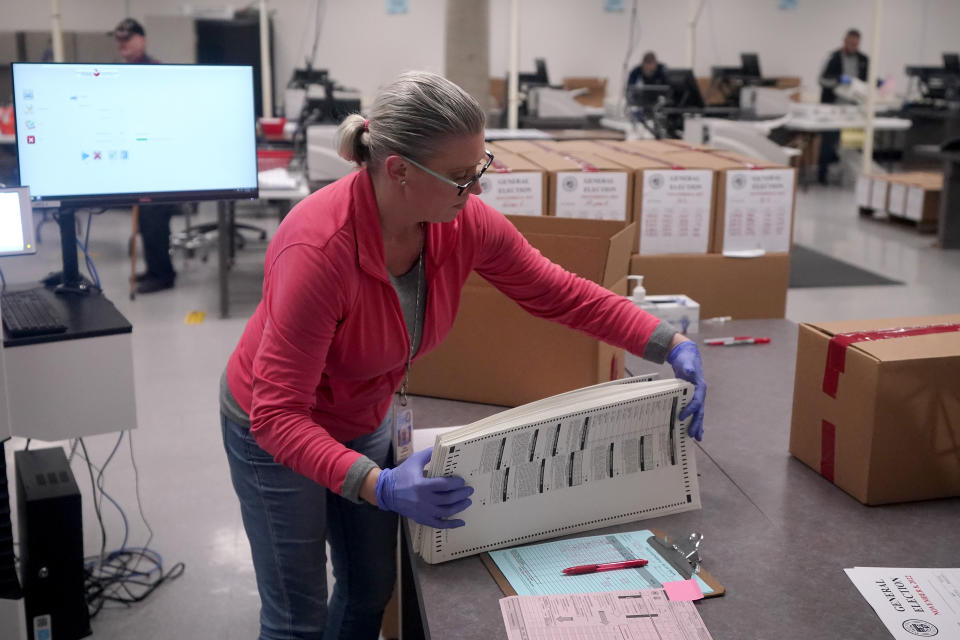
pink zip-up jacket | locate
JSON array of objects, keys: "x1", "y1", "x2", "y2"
[{"x1": 225, "y1": 169, "x2": 671, "y2": 498}]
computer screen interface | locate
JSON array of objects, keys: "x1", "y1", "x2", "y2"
[
  {"x1": 12, "y1": 63, "x2": 258, "y2": 206},
  {"x1": 0, "y1": 187, "x2": 37, "y2": 257}
]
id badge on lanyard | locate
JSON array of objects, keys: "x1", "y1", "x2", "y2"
[
  {"x1": 393, "y1": 237, "x2": 423, "y2": 466},
  {"x1": 392, "y1": 392, "x2": 413, "y2": 464}
]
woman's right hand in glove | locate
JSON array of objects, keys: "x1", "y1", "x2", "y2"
[{"x1": 375, "y1": 448, "x2": 474, "y2": 529}]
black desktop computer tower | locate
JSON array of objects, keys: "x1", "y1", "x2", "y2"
[{"x1": 15, "y1": 448, "x2": 91, "y2": 640}]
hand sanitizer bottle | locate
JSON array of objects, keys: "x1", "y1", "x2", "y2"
[{"x1": 627, "y1": 275, "x2": 646, "y2": 306}]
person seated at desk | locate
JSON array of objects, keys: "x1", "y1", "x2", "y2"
[
  {"x1": 817, "y1": 28, "x2": 869, "y2": 185},
  {"x1": 628, "y1": 51, "x2": 668, "y2": 90},
  {"x1": 218, "y1": 71, "x2": 707, "y2": 639}
]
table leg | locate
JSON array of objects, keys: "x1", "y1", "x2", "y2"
[
  {"x1": 400, "y1": 523, "x2": 428, "y2": 640},
  {"x1": 939, "y1": 159, "x2": 960, "y2": 249},
  {"x1": 218, "y1": 201, "x2": 229, "y2": 318},
  {"x1": 799, "y1": 132, "x2": 814, "y2": 192}
]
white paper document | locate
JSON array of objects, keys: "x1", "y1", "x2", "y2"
[
  {"x1": 906, "y1": 186, "x2": 927, "y2": 222},
  {"x1": 477, "y1": 172, "x2": 543, "y2": 216},
  {"x1": 499, "y1": 588, "x2": 713, "y2": 640},
  {"x1": 722, "y1": 169, "x2": 794, "y2": 253},
  {"x1": 554, "y1": 171, "x2": 629, "y2": 221},
  {"x1": 639, "y1": 169, "x2": 713, "y2": 255},
  {"x1": 888, "y1": 182, "x2": 908, "y2": 215},
  {"x1": 856, "y1": 174, "x2": 873, "y2": 208},
  {"x1": 845, "y1": 567, "x2": 960, "y2": 640},
  {"x1": 870, "y1": 178, "x2": 889, "y2": 210}
]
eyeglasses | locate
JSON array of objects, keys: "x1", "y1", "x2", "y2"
[{"x1": 400, "y1": 150, "x2": 495, "y2": 196}]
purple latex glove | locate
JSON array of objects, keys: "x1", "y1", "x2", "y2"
[
  {"x1": 375, "y1": 448, "x2": 473, "y2": 529},
  {"x1": 667, "y1": 341, "x2": 706, "y2": 441},
  {"x1": 840, "y1": 74, "x2": 852, "y2": 85}
]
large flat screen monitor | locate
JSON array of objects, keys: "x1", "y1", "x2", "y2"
[
  {"x1": 944, "y1": 53, "x2": 960, "y2": 74},
  {"x1": 12, "y1": 63, "x2": 258, "y2": 207},
  {"x1": 740, "y1": 53, "x2": 761, "y2": 78},
  {"x1": 0, "y1": 187, "x2": 36, "y2": 257},
  {"x1": 665, "y1": 69, "x2": 705, "y2": 109}
]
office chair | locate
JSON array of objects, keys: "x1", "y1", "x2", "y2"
[{"x1": 170, "y1": 204, "x2": 267, "y2": 262}]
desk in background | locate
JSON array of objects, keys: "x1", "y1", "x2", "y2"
[
  {"x1": 1, "y1": 287, "x2": 137, "y2": 640},
  {"x1": 1, "y1": 286, "x2": 137, "y2": 440},
  {"x1": 400, "y1": 318, "x2": 958, "y2": 640},
  {"x1": 217, "y1": 169, "x2": 311, "y2": 318},
  {"x1": 901, "y1": 107, "x2": 960, "y2": 169},
  {"x1": 917, "y1": 144, "x2": 960, "y2": 249},
  {"x1": 782, "y1": 116, "x2": 911, "y2": 188}
]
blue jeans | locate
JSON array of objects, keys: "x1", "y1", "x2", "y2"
[{"x1": 221, "y1": 412, "x2": 398, "y2": 640}]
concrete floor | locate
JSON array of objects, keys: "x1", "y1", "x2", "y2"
[{"x1": 2, "y1": 182, "x2": 958, "y2": 638}]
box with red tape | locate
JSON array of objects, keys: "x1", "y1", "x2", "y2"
[{"x1": 789, "y1": 315, "x2": 960, "y2": 504}]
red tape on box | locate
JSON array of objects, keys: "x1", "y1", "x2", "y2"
[
  {"x1": 820, "y1": 420, "x2": 836, "y2": 482},
  {"x1": 700, "y1": 149, "x2": 762, "y2": 170},
  {"x1": 821, "y1": 323, "x2": 960, "y2": 398},
  {"x1": 531, "y1": 141, "x2": 598, "y2": 171},
  {"x1": 490, "y1": 158, "x2": 512, "y2": 173},
  {"x1": 596, "y1": 141, "x2": 687, "y2": 170}
]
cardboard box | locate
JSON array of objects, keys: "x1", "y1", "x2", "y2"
[
  {"x1": 789, "y1": 315, "x2": 960, "y2": 504},
  {"x1": 520, "y1": 150, "x2": 633, "y2": 222},
  {"x1": 904, "y1": 173, "x2": 943, "y2": 225},
  {"x1": 488, "y1": 139, "x2": 560, "y2": 156},
  {"x1": 408, "y1": 217, "x2": 635, "y2": 407},
  {"x1": 629, "y1": 253, "x2": 789, "y2": 319},
  {"x1": 621, "y1": 139, "x2": 711, "y2": 156},
  {"x1": 560, "y1": 141, "x2": 716, "y2": 255},
  {"x1": 664, "y1": 150, "x2": 796, "y2": 254},
  {"x1": 489, "y1": 77, "x2": 506, "y2": 109},
  {"x1": 477, "y1": 149, "x2": 546, "y2": 216},
  {"x1": 562, "y1": 77, "x2": 608, "y2": 107}
]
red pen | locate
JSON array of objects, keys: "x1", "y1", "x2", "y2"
[
  {"x1": 562, "y1": 559, "x2": 649, "y2": 575},
  {"x1": 704, "y1": 336, "x2": 771, "y2": 346}
]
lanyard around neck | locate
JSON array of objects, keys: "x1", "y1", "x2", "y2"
[{"x1": 398, "y1": 225, "x2": 425, "y2": 407}]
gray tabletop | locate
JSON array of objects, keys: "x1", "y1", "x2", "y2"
[{"x1": 404, "y1": 318, "x2": 960, "y2": 640}]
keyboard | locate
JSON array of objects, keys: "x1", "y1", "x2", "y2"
[{"x1": 1, "y1": 289, "x2": 68, "y2": 338}]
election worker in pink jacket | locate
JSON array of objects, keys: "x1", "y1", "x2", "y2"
[{"x1": 220, "y1": 71, "x2": 706, "y2": 640}]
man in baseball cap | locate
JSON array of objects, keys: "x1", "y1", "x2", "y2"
[
  {"x1": 112, "y1": 18, "x2": 157, "y2": 64},
  {"x1": 111, "y1": 17, "x2": 177, "y2": 292}
]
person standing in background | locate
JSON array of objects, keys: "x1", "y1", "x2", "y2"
[
  {"x1": 113, "y1": 18, "x2": 178, "y2": 293},
  {"x1": 817, "y1": 29, "x2": 869, "y2": 185}
]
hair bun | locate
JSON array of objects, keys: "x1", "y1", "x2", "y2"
[{"x1": 336, "y1": 113, "x2": 369, "y2": 165}]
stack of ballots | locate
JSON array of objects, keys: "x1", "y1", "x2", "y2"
[{"x1": 413, "y1": 375, "x2": 700, "y2": 564}]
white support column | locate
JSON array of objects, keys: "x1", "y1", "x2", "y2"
[
  {"x1": 445, "y1": 0, "x2": 491, "y2": 112},
  {"x1": 686, "y1": 0, "x2": 704, "y2": 70},
  {"x1": 259, "y1": 0, "x2": 273, "y2": 118},
  {"x1": 862, "y1": 0, "x2": 883, "y2": 174},
  {"x1": 50, "y1": 0, "x2": 65, "y2": 62},
  {"x1": 507, "y1": 0, "x2": 520, "y2": 130}
]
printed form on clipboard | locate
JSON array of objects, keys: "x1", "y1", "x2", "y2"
[{"x1": 413, "y1": 375, "x2": 701, "y2": 564}]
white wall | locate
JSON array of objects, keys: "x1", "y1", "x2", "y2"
[
  {"x1": 489, "y1": 0, "x2": 960, "y2": 103},
  {"x1": 0, "y1": 0, "x2": 447, "y2": 108},
  {"x1": 2, "y1": 0, "x2": 959, "y2": 108}
]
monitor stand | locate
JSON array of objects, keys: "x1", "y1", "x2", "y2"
[{"x1": 55, "y1": 208, "x2": 92, "y2": 296}]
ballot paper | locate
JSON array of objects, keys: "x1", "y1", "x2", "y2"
[
  {"x1": 845, "y1": 567, "x2": 960, "y2": 640},
  {"x1": 499, "y1": 588, "x2": 713, "y2": 640},
  {"x1": 414, "y1": 377, "x2": 700, "y2": 563}
]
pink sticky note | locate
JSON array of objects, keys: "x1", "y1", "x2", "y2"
[{"x1": 662, "y1": 579, "x2": 704, "y2": 601}]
